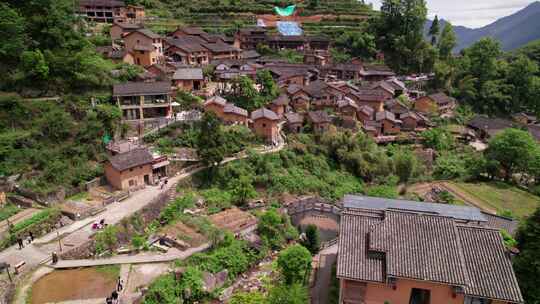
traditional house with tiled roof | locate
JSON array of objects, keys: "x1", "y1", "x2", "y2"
[
  {"x1": 284, "y1": 112, "x2": 304, "y2": 133},
  {"x1": 307, "y1": 111, "x2": 332, "y2": 133},
  {"x1": 203, "y1": 95, "x2": 228, "y2": 117},
  {"x1": 124, "y1": 28, "x2": 164, "y2": 66},
  {"x1": 385, "y1": 99, "x2": 409, "y2": 118},
  {"x1": 269, "y1": 94, "x2": 289, "y2": 117},
  {"x1": 356, "y1": 105, "x2": 375, "y2": 125},
  {"x1": 337, "y1": 195, "x2": 524, "y2": 304},
  {"x1": 251, "y1": 108, "x2": 280, "y2": 144},
  {"x1": 376, "y1": 110, "x2": 402, "y2": 135},
  {"x1": 400, "y1": 111, "x2": 421, "y2": 131},
  {"x1": 467, "y1": 116, "x2": 515, "y2": 140},
  {"x1": 172, "y1": 67, "x2": 204, "y2": 91},
  {"x1": 165, "y1": 37, "x2": 210, "y2": 65},
  {"x1": 360, "y1": 64, "x2": 396, "y2": 81},
  {"x1": 223, "y1": 103, "x2": 248, "y2": 125},
  {"x1": 105, "y1": 148, "x2": 154, "y2": 190},
  {"x1": 414, "y1": 92, "x2": 457, "y2": 115},
  {"x1": 110, "y1": 22, "x2": 143, "y2": 41},
  {"x1": 113, "y1": 81, "x2": 172, "y2": 122},
  {"x1": 287, "y1": 85, "x2": 311, "y2": 112},
  {"x1": 347, "y1": 89, "x2": 388, "y2": 113},
  {"x1": 362, "y1": 120, "x2": 382, "y2": 138},
  {"x1": 337, "y1": 97, "x2": 359, "y2": 120}
]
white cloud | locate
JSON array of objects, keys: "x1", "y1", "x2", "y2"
[{"x1": 368, "y1": 0, "x2": 536, "y2": 28}]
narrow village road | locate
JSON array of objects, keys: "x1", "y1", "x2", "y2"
[
  {"x1": 311, "y1": 244, "x2": 338, "y2": 304},
  {"x1": 0, "y1": 143, "x2": 285, "y2": 276}
]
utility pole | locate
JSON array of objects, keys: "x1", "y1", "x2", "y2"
[{"x1": 57, "y1": 230, "x2": 63, "y2": 252}]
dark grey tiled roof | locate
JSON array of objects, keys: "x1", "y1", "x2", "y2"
[
  {"x1": 242, "y1": 50, "x2": 261, "y2": 59},
  {"x1": 337, "y1": 97, "x2": 359, "y2": 109},
  {"x1": 337, "y1": 207, "x2": 524, "y2": 303},
  {"x1": 272, "y1": 94, "x2": 289, "y2": 106},
  {"x1": 467, "y1": 116, "x2": 514, "y2": 134},
  {"x1": 133, "y1": 28, "x2": 161, "y2": 39},
  {"x1": 428, "y1": 92, "x2": 456, "y2": 105},
  {"x1": 203, "y1": 96, "x2": 227, "y2": 107},
  {"x1": 79, "y1": 0, "x2": 124, "y2": 7},
  {"x1": 307, "y1": 110, "x2": 331, "y2": 124},
  {"x1": 166, "y1": 37, "x2": 208, "y2": 52},
  {"x1": 251, "y1": 108, "x2": 279, "y2": 121},
  {"x1": 481, "y1": 212, "x2": 519, "y2": 235},
  {"x1": 342, "y1": 195, "x2": 486, "y2": 222},
  {"x1": 203, "y1": 42, "x2": 241, "y2": 53},
  {"x1": 370, "y1": 211, "x2": 470, "y2": 286},
  {"x1": 348, "y1": 89, "x2": 387, "y2": 102},
  {"x1": 285, "y1": 112, "x2": 304, "y2": 124},
  {"x1": 224, "y1": 103, "x2": 248, "y2": 117},
  {"x1": 375, "y1": 110, "x2": 401, "y2": 123},
  {"x1": 337, "y1": 210, "x2": 384, "y2": 282},
  {"x1": 358, "y1": 105, "x2": 374, "y2": 116},
  {"x1": 108, "y1": 148, "x2": 153, "y2": 171},
  {"x1": 172, "y1": 68, "x2": 203, "y2": 80},
  {"x1": 113, "y1": 81, "x2": 170, "y2": 96},
  {"x1": 304, "y1": 80, "x2": 328, "y2": 98},
  {"x1": 458, "y1": 225, "x2": 523, "y2": 303}
]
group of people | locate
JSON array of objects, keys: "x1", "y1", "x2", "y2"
[
  {"x1": 105, "y1": 277, "x2": 124, "y2": 304},
  {"x1": 16, "y1": 231, "x2": 34, "y2": 249},
  {"x1": 92, "y1": 218, "x2": 107, "y2": 230}
]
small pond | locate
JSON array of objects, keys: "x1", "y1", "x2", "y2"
[{"x1": 30, "y1": 266, "x2": 118, "y2": 304}]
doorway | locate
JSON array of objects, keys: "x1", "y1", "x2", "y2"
[{"x1": 144, "y1": 175, "x2": 150, "y2": 185}]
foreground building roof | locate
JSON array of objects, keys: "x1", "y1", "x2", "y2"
[
  {"x1": 113, "y1": 81, "x2": 170, "y2": 96},
  {"x1": 108, "y1": 148, "x2": 154, "y2": 171},
  {"x1": 337, "y1": 195, "x2": 524, "y2": 303}
]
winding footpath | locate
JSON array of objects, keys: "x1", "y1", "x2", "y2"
[{"x1": 0, "y1": 143, "x2": 285, "y2": 288}]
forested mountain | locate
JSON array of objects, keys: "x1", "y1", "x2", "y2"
[{"x1": 425, "y1": 1, "x2": 540, "y2": 51}]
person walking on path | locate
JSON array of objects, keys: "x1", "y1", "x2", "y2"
[
  {"x1": 17, "y1": 237, "x2": 24, "y2": 249},
  {"x1": 29, "y1": 231, "x2": 34, "y2": 242},
  {"x1": 117, "y1": 277, "x2": 123, "y2": 292},
  {"x1": 52, "y1": 252, "x2": 58, "y2": 264},
  {"x1": 111, "y1": 290, "x2": 119, "y2": 304},
  {"x1": 105, "y1": 296, "x2": 112, "y2": 304}
]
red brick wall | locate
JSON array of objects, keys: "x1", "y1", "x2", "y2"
[{"x1": 253, "y1": 118, "x2": 278, "y2": 143}]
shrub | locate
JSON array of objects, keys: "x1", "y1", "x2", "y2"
[
  {"x1": 277, "y1": 245, "x2": 312, "y2": 285},
  {"x1": 95, "y1": 225, "x2": 118, "y2": 255}
]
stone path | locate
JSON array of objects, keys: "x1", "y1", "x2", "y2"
[{"x1": 50, "y1": 243, "x2": 210, "y2": 269}]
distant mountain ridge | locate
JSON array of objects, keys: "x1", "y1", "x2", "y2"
[{"x1": 425, "y1": 1, "x2": 540, "y2": 51}]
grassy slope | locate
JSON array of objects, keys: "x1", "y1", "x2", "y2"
[{"x1": 449, "y1": 181, "x2": 540, "y2": 218}]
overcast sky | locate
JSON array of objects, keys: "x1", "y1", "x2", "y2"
[{"x1": 368, "y1": 0, "x2": 537, "y2": 28}]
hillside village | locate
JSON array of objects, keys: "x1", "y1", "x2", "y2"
[{"x1": 1, "y1": 1, "x2": 540, "y2": 304}]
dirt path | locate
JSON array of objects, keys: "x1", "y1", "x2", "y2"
[
  {"x1": 311, "y1": 244, "x2": 337, "y2": 304},
  {"x1": 407, "y1": 181, "x2": 498, "y2": 214},
  {"x1": 0, "y1": 208, "x2": 40, "y2": 234},
  {"x1": 440, "y1": 182, "x2": 498, "y2": 214}
]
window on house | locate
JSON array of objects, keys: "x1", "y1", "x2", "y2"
[
  {"x1": 129, "y1": 180, "x2": 135, "y2": 186},
  {"x1": 262, "y1": 123, "x2": 267, "y2": 127},
  {"x1": 464, "y1": 297, "x2": 492, "y2": 304},
  {"x1": 130, "y1": 168, "x2": 134, "y2": 172},
  {"x1": 409, "y1": 288, "x2": 431, "y2": 304}
]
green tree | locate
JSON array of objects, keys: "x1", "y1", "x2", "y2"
[
  {"x1": 429, "y1": 15, "x2": 440, "y2": 46},
  {"x1": 0, "y1": 3, "x2": 26, "y2": 63},
  {"x1": 514, "y1": 207, "x2": 540, "y2": 303},
  {"x1": 421, "y1": 128, "x2": 454, "y2": 151},
  {"x1": 505, "y1": 55, "x2": 540, "y2": 113},
  {"x1": 485, "y1": 128, "x2": 538, "y2": 181},
  {"x1": 267, "y1": 283, "x2": 309, "y2": 304},
  {"x1": 393, "y1": 148, "x2": 419, "y2": 183},
  {"x1": 437, "y1": 22, "x2": 457, "y2": 60},
  {"x1": 335, "y1": 30, "x2": 377, "y2": 59},
  {"x1": 257, "y1": 209, "x2": 289, "y2": 249},
  {"x1": 227, "y1": 76, "x2": 261, "y2": 112},
  {"x1": 228, "y1": 175, "x2": 257, "y2": 206},
  {"x1": 95, "y1": 225, "x2": 118, "y2": 254},
  {"x1": 256, "y1": 69, "x2": 279, "y2": 102},
  {"x1": 277, "y1": 244, "x2": 312, "y2": 285},
  {"x1": 302, "y1": 224, "x2": 320, "y2": 254},
  {"x1": 196, "y1": 112, "x2": 226, "y2": 171},
  {"x1": 375, "y1": 0, "x2": 430, "y2": 73},
  {"x1": 21, "y1": 50, "x2": 49, "y2": 81}
]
